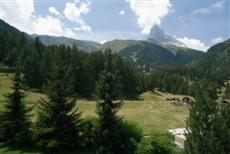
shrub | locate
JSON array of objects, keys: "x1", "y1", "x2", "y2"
[
  {"x1": 114, "y1": 120, "x2": 143, "y2": 154},
  {"x1": 80, "y1": 118, "x2": 143, "y2": 154},
  {"x1": 136, "y1": 132, "x2": 177, "y2": 154},
  {"x1": 79, "y1": 117, "x2": 99, "y2": 148}
]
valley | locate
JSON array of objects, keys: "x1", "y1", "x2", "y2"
[
  {"x1": 0, "y1": 3, "x2": 229, "y2": 153},
  {"x1": 0, "y1": 73, "x2": 188, "y2": 133}
]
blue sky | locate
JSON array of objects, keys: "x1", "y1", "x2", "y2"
[{"x1": 1, "y1": 0, "x2": 229, "y2": 51}]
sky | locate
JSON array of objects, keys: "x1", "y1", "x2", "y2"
[{"x1": 0, "y1": 0, "x2": 229, "y2": 51}]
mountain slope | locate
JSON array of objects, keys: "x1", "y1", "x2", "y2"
[
  {"x1": 102, "y1": 39, "x2": 204, "y2": 68},
  {"x1": 0, "y1": 19, "x2": 30, "y2": 39},
  {"x1": 101, "y1": 39, "x2": 142, "y2": 53},
  {"x1": 0, "y1": 19, "x2": 31, "y2": 65},
  {"x1": 165, "y1": 44, "x2": 204, "y2": 64},
  {"x1": 31, "y1": 35, "x2": 101, "y2": 52},
  {"x1": 197, "y1": 39, "x2": 230, "y2": 78}
]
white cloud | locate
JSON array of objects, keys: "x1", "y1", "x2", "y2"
[
  {"x1": 100, "y1": 40, "x2": 108, "y2": 44},
  {"x1": 63, "y1": 1, "x2": 91, "y2": 32},
  {"x1": 1, "y1": 0, "x2": 35, "y2": 33},
  {"x1": 211, "y1": 37, "x2": 224, "y2": 44},
  {"x1": 193, "y1": 0, "x2": 225, "y2": 15},
  {"x1": 177, "y1": 37, "x2": 209, "y2": 51},
  {"x1": 49, "y1": 7, "x2": 60, "y2": 16},
  {"x1": 126, "y1": 0, "x2": 171, "y2": 34},
  {"x1": 74, "y1": 24, "x2": 92, "y2": 32},
  {"x1": 32, "y1": 16, "x2": 64, "y2": 36},
  {"x1": 1, "y1": 0, "x2": 92, "y2": 38},
  {"x1": 119, "y1": 10, "x2": 126, "y2": 15}
]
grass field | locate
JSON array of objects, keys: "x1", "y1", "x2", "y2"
[{"x1": 0, "y1": 73, "x2": 189, "y2": 153}]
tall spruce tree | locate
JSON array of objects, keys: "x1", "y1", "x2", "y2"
[
  {"x1": 213, "y1": 101, "x2": 230, "y2": 153},
  {"x1": 34, "y1": 60, "x2": 81, "y2": 151},
  {"x1": 185, "y1": 83, "x2": 219, "y2": 154},
  {"x1": 95, "y1": 50, "x2": 123, "y2": 154},
  {"x1": 0, "y1": 69, "x2": 31, "y2": 146}
]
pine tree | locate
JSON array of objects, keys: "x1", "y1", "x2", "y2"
[
  {"x1": 185, "y1": 83, "x2": 219, "y2": 154},
  {"x1": 216, "y1": 102, "x2": 230, "y2": 153},
  {"x1": 34, "y1": 60, "x2": 81, "y2": 151},
  {"x1": 95, "y1": 50, "x2": 123, "y2": 154},
  {"x1": 0, "y1": 69, "x2": 31, "y2": 146}
]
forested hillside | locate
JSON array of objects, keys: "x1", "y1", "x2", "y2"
[
  {"x1": 197, "y1": 39, "x2": 230, "y2": 81},
  {"x1": 0, "y1": 19, "x2": 140, "y2": 99}
]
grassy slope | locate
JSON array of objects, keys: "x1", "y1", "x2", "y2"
[{"x1": 0, "y1": 74, "x2": 188, "y2": 153}]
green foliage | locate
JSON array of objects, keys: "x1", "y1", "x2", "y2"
[
  {"x1": 0, "y1": 70, "x2": 31, "y2": 146},
  {"x1": 79, "y1": 117, "x2": 143, "y2": 154},
  {"x1": 79, "y1": 117, "x2": 99, "y2": 148},
  {"x1": 114, "y1": 120, "x2": 143, "y2": 154},
  {"x1": 34, "y1": 60, "x2": 81, "y2": 152},
  {"x1": 215, "y1": 103, "x2": 230, "y2": 153},
  {"x1": 136, "y1": 132, "x2": 176, "y2": 154},
  {"x1": 185, "y1": 83, "x2": 228, "y2": 154}
]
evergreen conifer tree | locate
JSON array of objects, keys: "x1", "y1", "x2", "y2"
[
  {"x1": 95, "y1": 50, "x2": 123, "y2": 154},
  {"x1": 0, "y1": 69, "x2": 31, "y2": 146},
  {"x1": 34, "y1": 60, "x2": 81, "y2": 151},
  {"x1": 185, "y1": 83, "x2": 219, "y2": 154},
  {"x1": 216, "y1": 102, "x2": 230, "y2": 153}
]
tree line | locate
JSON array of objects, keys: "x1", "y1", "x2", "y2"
[{"x1": 1, "y1": 28, "x2": 229, "y2": 99}]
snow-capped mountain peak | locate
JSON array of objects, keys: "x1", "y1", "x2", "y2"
[{"x1": 147, "y1": 25, "x2": 187, "y2": 47}]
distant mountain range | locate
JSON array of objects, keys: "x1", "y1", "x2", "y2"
[
  {"x1": 101, "y1": 39, "x2": 203, "y2": 68},
  {"x1": 31, "y1": 34, "x2": 101, "y2": 52},
  {"x1": 0, "y1": 19, "x2": 206, "y2": 68}
]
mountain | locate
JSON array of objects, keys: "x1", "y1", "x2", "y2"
[
  {"x1": 147, "y1": 25, "x2": 186, "y2": 47},
  {"x1": 0, "y1": 19, "x2": 204, "y2": 69},
  {"x1": 0, "y1": 19, "x2": 30, "y2": 39},
  {"x1": 0, "y1": 19, "x2": 101, "y2": 52},
  {"x1": 102, "y1": 39, "x2": 204, "y2": 68},
  {"x1": 101, "y1": 39, "x2": 141, "y2": 53},
  {"x1": 31, "y1": 35, "x2": 101, "y2": 52},
  {"x1": 197, "y1": 39, "x2": 230, "y2": 79}
]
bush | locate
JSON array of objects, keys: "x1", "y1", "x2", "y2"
[
  {"x1": 136, "y1": 132, "x2": 177, "y2": 154},
  {"x1": 79, "y1": 117, "x2": 99, "y2": 148},
  {"x1": 114, "y1": 120, "x2": 143, "y2": 154},
  {"x1": 79, "y1": 117, "x2": 143, "y2": 154}
]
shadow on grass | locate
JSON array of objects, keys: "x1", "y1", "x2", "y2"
[{"x1": 0, "y1": 143, "x2": 94, "y2": 154}]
